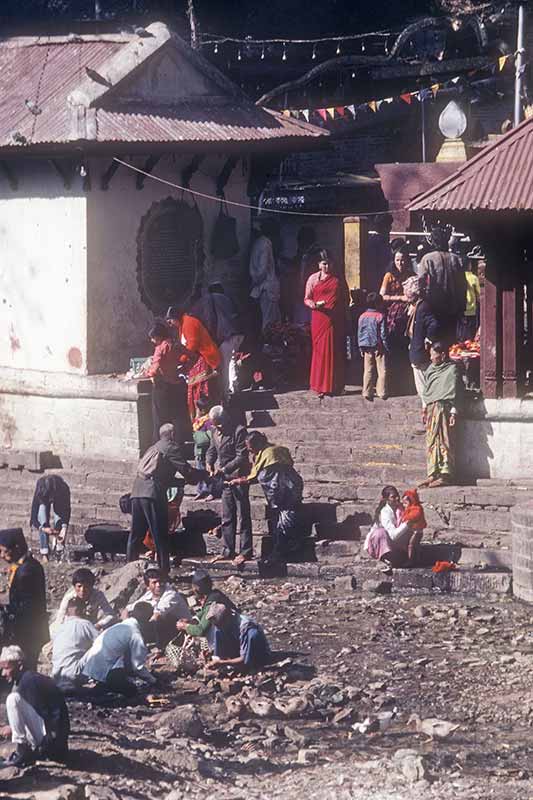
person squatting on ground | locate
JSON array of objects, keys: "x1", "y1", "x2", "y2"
[
  {"x1": 357, "y1": 291, "x2": 389, "y2": 401},
  {"x1": 205, "y1": 603, "x2": 271, "y2": 673},
  {"x1": 30, "y1": 475, "x2": 71, "y2": 562},
  {"x1": 206, "y1": 406, "x2": 253, "y2": 566},
  {"x1": 51, "y1": 598, "x2": 98, "y2": 692},
  {"x1": 53, "y1": 567, "x2": 115, "y2": 632},
  {"x1": 79, "y1": 602, "x2": 156, "y2": 697},
  {"x1": 419, "y1": 342, "x2": 462, "y2": 488},
  {"x1": 0, "y1": 528, "x2": 49, "y2": 671},
  {"x1": 228, "y1": 431, "x2": 304, "y2": 565},
  {"x1": 176, "y1": 569, "x2": 237, "y2": 651},
  {"x1": 0, "y1": 645, "x2": 69, "y2": 768},
  {"x1": 127, "y1": 423, "x2": 203, "y2": 574},
  {"x1": 126, "y1": 567, "x2": 191, "y2": 650},
  {"x1": 364, "y1": 485, "x2": 426, "y2": 575}
]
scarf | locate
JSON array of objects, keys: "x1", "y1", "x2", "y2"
[
  {"x1": 423, "y1": 360, "x2": 458, "y2": 406},
  {"x1": 401, "y1": 489, "x2": 427, "y2": 529},
  {"x1": 8, "y1": 554, "x2": 27, "y2": 588}
]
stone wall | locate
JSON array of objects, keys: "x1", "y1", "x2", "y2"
[{"x1": 458, "y1": 398, "x2": 533, "y2": 480}]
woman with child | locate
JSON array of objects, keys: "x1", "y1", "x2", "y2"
[{"x1": 364, "y1": 485, "x2": 426, "y2": 574}]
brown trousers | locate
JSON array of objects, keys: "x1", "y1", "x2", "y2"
[{"x1": 362, "y1": 350, "x2": 388, "y2": 399}]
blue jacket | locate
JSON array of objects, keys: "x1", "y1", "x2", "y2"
[
  {"x1": 409, "y1": 300, "x2": 440, "y2": 367},
  {"x1": 357, "y1": 310, "x2": 389, "y2": 352}
]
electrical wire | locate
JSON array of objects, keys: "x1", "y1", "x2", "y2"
[
  {"x1": 201, "y1": 30, "x2": 394, "y2": 46},
  {"x1": 112, "y1": 157, "x2": 394, "y2": 218}
]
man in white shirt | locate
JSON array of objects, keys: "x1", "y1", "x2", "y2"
[
  {"x1": 127, "y1": 568, "x2": 191, "y2": 650},
  {"x1": 78, "y1": 603, "x2": 156, "y2": 697},
  {"x1": 51, "y1": 598, "x2": 98, "y2": 691},
  {"x1": 53, "y1": 568, "x2": 115, "y2": 633}
]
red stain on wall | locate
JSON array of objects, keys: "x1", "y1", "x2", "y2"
[{"x1": 67, "y1": 347, "x2": 83, "y2": 369}]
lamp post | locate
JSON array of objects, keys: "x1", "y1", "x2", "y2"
[{"x1": 514, "y1": 3, "x2": 526, "y2": 127}]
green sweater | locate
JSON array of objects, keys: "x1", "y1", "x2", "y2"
[{"x1": 185, "y1": 590, "x2": 236, "y2": 637}]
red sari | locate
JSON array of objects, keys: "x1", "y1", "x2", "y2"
[{"x1": 306, "y1": 273, "x2": 345, "y2": 395}]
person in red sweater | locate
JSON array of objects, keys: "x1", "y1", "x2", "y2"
[
  {"x1": 166, "y1": 307, "x2": 221, "y2": 419},
  {"x1": 141, "y1": 321, "x2": 189, "y2": 444},
  {"x1": 401, "y1": 489, "x2": 427, "y2": 565}
]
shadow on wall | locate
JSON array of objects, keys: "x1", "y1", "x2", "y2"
[{"x1": 456, "y1": 412, "x2": 494, "y2": 482}]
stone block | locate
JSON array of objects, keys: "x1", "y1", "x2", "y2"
[
  {"x1": 449, "y1": 570, "x2": 512, "y2": 595},
  {"x1": 314, "y1": 540, "x2": 360, "y2": 561},
  {"x1": 393, "y1": 570, "x2": 434, "y2": 591},
  {"x1": 334, "y1": 575, "x2": 357, "y2": 592},
  {"x1": 363, "y1": 579, "x2": 392, "y2": 595}
]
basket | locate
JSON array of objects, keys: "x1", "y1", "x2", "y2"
[{"x1": 165, "y1": 632, "x2": 209, "y2": 674}]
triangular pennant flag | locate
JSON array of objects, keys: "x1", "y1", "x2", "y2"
[
  {"x1": 282, "y1": 109, "x2": 291, "y2": 117},
  {"x1": 383, "y1": 97, "x2": 393, "y2": 104},
  {"x1": 347, "y1": 104, "x2": 356, "y2": 116},
  {"x1": 326, "y1": 107, "x2": 335, "y2": 119},
  {"x1": 451, "y1": 76, "x2": 461, "y2": 84},
  {"x1": 317, "y1": 108, "x2": 327, "y2": 121},
  {"x1": 335, "y1": 106, "x2": 346, "y2": 117},
  {"x1": 376, "y1": 100, "x2": 383, "y2": 110},
  {"x1": 290, "y1": 110, "x2": 299, "y2": 118},
  {"x1": 411, "y1": 91, "x2": 420, "y2": 101},
  {"x1": 400, "y1": 93, "x2": 412, "y2": 105},
  {"x1": 368, "y1": 100, "x2": 377, "y2": 112},
  {"x1": 302, "y1": 109, "x2": 310, "y2": 122},
  {"x1": 430, "y1": 83, "x2": 440, "y2": 97},
  {"x1": 498, "y1": 54, "x2": 509, "y2": 71}
]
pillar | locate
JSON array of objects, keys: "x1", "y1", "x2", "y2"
[
  {"x1": 501, "y1": 277, "x2": 523, "y2": 398},
  {"x1": 343, "y1": 216, "x2": 369, "y2": 290},
  {"x1": 479, "y1": 256, "x2": 500, "y2": 399}
]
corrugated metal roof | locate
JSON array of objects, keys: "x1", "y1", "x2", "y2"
[
  {"x1": 408, "y1": 116, "x2": 533, "y2": 213},
  {"x1": 0, "y1": 31, "x2": 326, "y2": 151}
]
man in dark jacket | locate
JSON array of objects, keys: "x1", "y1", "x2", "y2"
[
  {"x1": 206, "y1": 406, "x2": 252, "y2": 565},
  {"x1": 127, "y1": 423, "x2": 202, "y2": 574},
  {"x1": 30, "y1": 474, "x2": 71, "y2": 561},
  {"x1": 404, "y1": 277, "x2": 440, "y2": 407},
  {"x1": 418, "y1": 225, "x2": 467, "y2": 346},
  {"x1": 0, "y1": 644, "x2": 69, "y2": 768},
  {"x1": 0, "y1": 529, "x2": 49, "y2": 670}
]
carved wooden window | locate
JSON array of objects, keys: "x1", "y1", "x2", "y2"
[{"x1": 137, "y1": 197, "x2": 204, "y2": 313}]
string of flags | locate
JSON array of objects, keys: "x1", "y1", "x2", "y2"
[{"x1": 280, "y1": 54, "x2": 513, "y2": 122}]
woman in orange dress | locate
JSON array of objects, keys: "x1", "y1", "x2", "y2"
[{"x1": 166, "y1": 307, "x2": 221, "y2": 419}]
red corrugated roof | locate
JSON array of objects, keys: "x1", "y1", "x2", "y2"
[
  {"x1": 408, "y1": 115, "x2": 533, "y2": 213},
  {"x1": 0, "y1": 31, "x2": 326, "y2": 151}
]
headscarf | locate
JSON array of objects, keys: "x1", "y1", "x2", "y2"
[
  {"x1": 206, "y1": 602, "x2": 230, "y2": 627},
  {"x1": 401, "y1": 489, "x2": 427, "y2": 529}
]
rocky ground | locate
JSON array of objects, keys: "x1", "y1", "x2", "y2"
[{"x1": 2, "y1": 561, "x2": 533, "y2": 800}]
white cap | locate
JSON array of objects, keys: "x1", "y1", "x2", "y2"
[{"x1": 0, "y1": 645, "x2": 24, "y2": 664}]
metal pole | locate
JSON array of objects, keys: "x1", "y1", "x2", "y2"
[
  {"x1": 514, "y1": 3, "x2": 526, "y2": 127},
  {"x1": 421, "y1": 96, "x2": 427, "y2": 162},
  {"x1": 94, "y1": 0, "x2": 101, "y2": 19}
]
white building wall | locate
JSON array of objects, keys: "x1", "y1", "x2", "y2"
[
  {"x1": 0, "y1": 164, "x2": 87, "y2": 374},
  {"x1": 85, "y1": 154, "x2": 251, "y2": 374}
]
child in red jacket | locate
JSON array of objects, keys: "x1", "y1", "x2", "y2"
[{"x1": 401, "y1": 488, "x2": 426, "y2": 565}]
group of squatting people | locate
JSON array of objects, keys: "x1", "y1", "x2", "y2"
[{"x1": 0, "y1": 525, "x2": 271, "y2": 770}]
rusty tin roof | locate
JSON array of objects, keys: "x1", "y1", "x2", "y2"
[{"x1": 408, "y1": 115, "x2": 533, "y2": 213}]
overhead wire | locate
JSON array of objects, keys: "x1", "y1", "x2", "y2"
[{"x1": 112, "y1": 157, "x2": 394, "y2": 218}]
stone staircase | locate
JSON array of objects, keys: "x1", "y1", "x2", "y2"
[{"x1": 0, "y1": 387, "x2": 523, "y2": 582}]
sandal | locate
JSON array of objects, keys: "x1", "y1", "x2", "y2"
[
  {"x1": 428, "y1": 477, "x2": 449, "y2": 488},
  {"x1": 417, "y1": 479, "x2": 432, "y2": 489},
  {"x1": 233, "y1": 554, "x2": 248, "y2": 568},
  {"x1": 210, "y1": 553, "x2": 233, "y2": 564}
]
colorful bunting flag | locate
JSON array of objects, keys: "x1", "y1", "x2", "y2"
[
  {"x1": 368, "y1": 100, "x2": 377, "y2": 112},
  {"x1": 335, "y1": 106, "x2": 346, "y2": 117},
  {"x1": 430, "y1": 83, "x2": 440, "y2": 97},
  {"x1": 317, "y1": 108, "x2": 327, "y2": 121},
  {"x1": 347, "y1": 104, "x2": 356, "y2": 115},
  {"x1": 400, "y1": 93, "x2": 412, "y2": 105},
  {"x1": 302, "y1": 109, "x2": 310, "y2": 122},
  {"x1": 282, "y1": 109, "x2": 291, "y2": 117},
  {"x1": 326, "y1": 107, "x2": 335, "y2": 119},
  {"x1": 498, "y1": 54, "x2": 509, "y2": 71}
]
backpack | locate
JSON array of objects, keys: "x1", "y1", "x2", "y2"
[{"x1": 137, "y1": 445, "x2": 161, "y2": 479}]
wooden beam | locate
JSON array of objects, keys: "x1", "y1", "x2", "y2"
[
  {"x1": 181, "y1": 155, "x2": 204, "y2": 189},
  {"x1": 136, "y1": 155, "x2": 161, "y2": 190},
  {"x1": 101, "y1": 160, "x2": 120, "y2": 191},
  {"x1": 49, "y1": 159, "x2": 74, "y2": 189},
  {"x1": 0, "y1": 161, "x2": 18, "y2": 190},
  {"x1": 479, "y1": 252, "x2": 501, "y2": 399},
  {"x1": 216, "y1": 156, "x2": 238, "y2": 197}
]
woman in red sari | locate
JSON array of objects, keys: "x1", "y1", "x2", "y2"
[{"x1": 304, "y1": 250, "x2": 345, "y2": 397}]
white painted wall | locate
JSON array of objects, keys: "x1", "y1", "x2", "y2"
[
  {"x1": 0, "y1": 163, "x2": 87, "y2": 373},
  {"x1": 458, "y1": 399, "x2": 533, "y2": 480},
  {"x1": 86, "y1": 154, "x2": 251, "y2": 374}
]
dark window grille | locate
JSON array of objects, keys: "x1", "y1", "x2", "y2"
[{"x1": 137, "y1": 197, "x2": 204, "y2": 313}]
